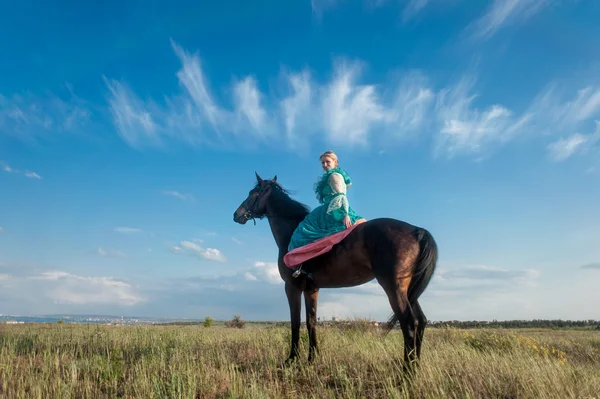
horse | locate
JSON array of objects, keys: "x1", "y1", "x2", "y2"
[{"x1": 233, "y1": 172, "x2": 438, "y2": 370}]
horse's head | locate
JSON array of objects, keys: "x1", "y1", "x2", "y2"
[{"x1": 233, "y1": 172, "x2": 278, "y2": 225}]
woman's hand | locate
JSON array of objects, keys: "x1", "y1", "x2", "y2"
[{"x1": 343, "y1": 215, "x2": 352, "y2": 229}]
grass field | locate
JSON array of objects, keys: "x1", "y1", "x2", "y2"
[{"x1": 0, "y1": 322, "x2": 599, "y2": 398}]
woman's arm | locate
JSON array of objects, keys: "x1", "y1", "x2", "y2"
[{"x1": 327, "y1": 172, "x2": 352, "y2": 228}]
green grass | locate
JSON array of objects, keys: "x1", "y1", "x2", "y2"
[{"x1": 0, "y1": 323, "x2": 599, "y2": 398}]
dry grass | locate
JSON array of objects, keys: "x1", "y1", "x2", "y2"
[{"x1": 0, "y1": 323, "x2": 599, "y2": 398}]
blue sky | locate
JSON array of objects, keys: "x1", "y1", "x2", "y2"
[{"x1": 1, "y1": 0, "x2": 599, "y2": 321}]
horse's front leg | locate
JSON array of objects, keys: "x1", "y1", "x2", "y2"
[
  {"x1": 285, "y1": 282, "x2": 302, "y2": 364},
  {"x1": 304, "y1": 288, "x2": 319, "y2": 363}
]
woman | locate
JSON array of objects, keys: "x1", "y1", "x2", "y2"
[{"x1": 288, "y1": 150, "x2": 365, "y2": 252}]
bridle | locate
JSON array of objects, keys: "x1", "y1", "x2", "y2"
[{"x1": 242, "y1": 184, "x2": 271, "y2": 225}]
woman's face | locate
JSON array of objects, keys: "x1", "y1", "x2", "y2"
[{"x1": 321, "y1": 156, "x2": 336, "y2": 171}]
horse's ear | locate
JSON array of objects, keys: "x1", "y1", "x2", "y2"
[
  {"x1": 255, "y1": 172, "x2": 263, "y2": 184},
  {"x1": 272, "y1": 175, "x2": 277, "y2": 182}
]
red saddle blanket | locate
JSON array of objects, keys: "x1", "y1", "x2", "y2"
[{"x1": 283, "y1": 219, "x2": 366, "y2": 268}]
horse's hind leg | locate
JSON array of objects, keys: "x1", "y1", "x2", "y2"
[
  {"x1": 380, "y1": 279, "x2": 418, "y2": 370},
  {"x1": 412, "y1": 299, "x2": 427, "y2": 360}
]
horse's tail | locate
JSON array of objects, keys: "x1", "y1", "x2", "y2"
[
  {"x1": 408, "y1": 227, "x2": 438, "y2": 303},
  {"x1": 384, "y1": 227, "x2": 438, "y2": 332}
]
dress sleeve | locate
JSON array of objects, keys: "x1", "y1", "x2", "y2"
[{"x1": 326, "y1": 172, "x2": 350, "y2": 222}]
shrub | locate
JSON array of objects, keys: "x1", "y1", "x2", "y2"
[{"x1": 225, "y1": 315, "x2": 246, "y2": 329}]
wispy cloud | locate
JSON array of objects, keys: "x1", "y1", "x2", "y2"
[
  {"x1": 1, "y1": 161, "x2": 43, "y2": 179},
  {"x1": 104, "y1": 78, "x2": 162, "y2": 150},
  {"x1": 231, "y1": 237, "x2": 243, "y2": 245},
  {"x1": 233, "y1": 76, "x2": 270, "y2": 135},
  {"x1": 171, "y1": 240, "x2": 227, "y2": 263},
  {"x1": 279, "y1": 70, "x2": 313, "y2": 149},
  {"x1": 532, "y1": 87, "x2": 600, "y2": 161},
  {"x1": 433, "y1": 75, "x2": 530, "y2": 158},
  {"x1": 432, "y1": 75, "x2": 600, "y2": 160},
  {"x1": 315, "y1": 0, "x2": 443, "y2": 22},
  {"x1": 105, "y1": 44, "x2": 435, "y2": 152},
  {"x1": 0, "y1": 226, "x2": 4, "y2": 233},
  {"x1": 0, "y1": 85, "x2": 92, "y2": 142},
  {"x1": 24, "y1": 171, "x2": 42, "y2": 179},
  {"x1": 162, "y1": 190, "x2": 195, "y2": 202},
  {"x1": 1, "y1": 162, "x2": 13, "y2": 173},
  {"x1": 105, "y1": 40, "x2": 275, "y2": 151},
  {"x1": 97, "y1": 247, "x2": 126, "y2": 258},
  {"x1": 400, "y1": 0, "x2": 435, "y2": 21},
  {"x1": 322, "y1": 60, "x2": 387, "y2": 146},
  {"x1": 467, "y1": 0, "x2": 555, "y2": 40},
  {"x1": 547, "y1": 133, "x2": 590, "y2": 162},
  {"x1": 102, "y1": 41, "x2": 600, "y2": 162}
]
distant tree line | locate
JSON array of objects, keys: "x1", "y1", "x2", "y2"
[
  {"x1": 151, "y1": 318, "x2": 600, "y2": 330},
  {"x1": 428, "y1": 319, "x2": 600, "y2": 329}
]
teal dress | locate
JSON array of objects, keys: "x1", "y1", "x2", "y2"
[{"x1": 288, "y1": 167, "x2": 364, "y2": 251}]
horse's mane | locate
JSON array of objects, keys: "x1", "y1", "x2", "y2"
[{"x1": 255, "y1": 181, "x2": 310, "y2": 222}]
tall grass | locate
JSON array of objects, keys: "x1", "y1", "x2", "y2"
[{"x1": 0, "y1": 323, "x2": 598, "y2": 398}]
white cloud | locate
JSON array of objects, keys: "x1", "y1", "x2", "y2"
[
  {"x1": 28, "y1": 270, "x2": 144, "y2": 306},
  {"x1": 171, "y1": 240, "x2": 227, "y2": 263},
  {"x1": 231, "y1": 237, "x2": 243, "y2": 245},
  {"x1": 0, "y1": 226, "x2": 4, "y2": 233},
  {"x1": 162, "y1": 190, "x2": 194, "y2": 202},
  {"x1": 468, "y1": 0, "x2": 555, "y2": 40},
  {"x1": 246, "y1": 261, "x2": 282, "y2": 285}
]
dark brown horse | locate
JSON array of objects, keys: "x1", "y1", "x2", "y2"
[{"x1": 233, "y1": 172, "x2": 438, "y2": 369}]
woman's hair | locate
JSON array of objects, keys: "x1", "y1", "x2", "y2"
[{"x1": 319, "y1": 150, "x2": 339, "y2": 165}]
